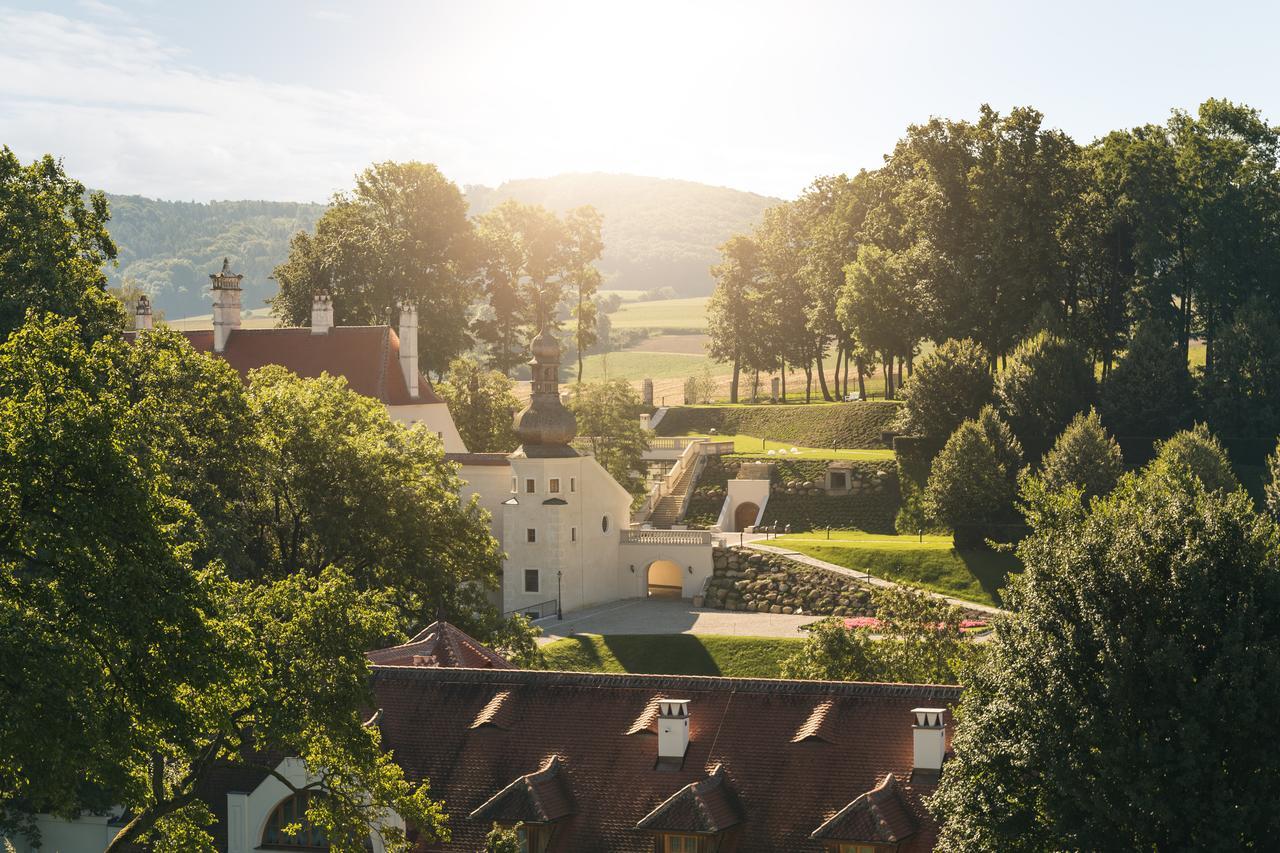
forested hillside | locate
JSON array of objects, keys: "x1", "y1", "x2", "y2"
[
  {"x1": 103, "y1": 194, "x2": 325, "y2": 318},
  {"x1": 466, "y1": 173, "x2": 778, "y2": 295}
]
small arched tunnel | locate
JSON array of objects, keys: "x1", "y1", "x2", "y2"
[
  {"x1": 734, "y1": 502, "x2": 760, "y2": 532},
  {"x1": 646, "y1": 559, "x2": 684, "y2": 600}
]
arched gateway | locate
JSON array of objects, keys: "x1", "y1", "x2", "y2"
[{"x1": 646, "y1": 559, "x2": 684, "y2": 599}]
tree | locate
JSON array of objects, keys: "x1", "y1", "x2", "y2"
[
  {"x1": 1034, "y1": 408, "x2": 1124, "y2": 501},
  {"x1": 0, "y1": 315, "x2": 448, "y2": 852},
  {"x1": 707, "y1": 235, "x2": 762, "y2": 403},
  {"x1": 0, "y1": 147, "x2": 124, "y2": 343},
  {"x1": 484, "y1": 823, "x2": 523, "y2": 853},
  {"x1": 838, "y1": 243, "x2": 926, "y2": 399},
  {"x1": 931, "y1": 460, "x2": 1280, "y2": 851},
  {"x1": 996, "y1": 330, "x2": 1096, "y2": 460},
  {"x1": 1149, "y1": 423, "x2": 1240, "y2": 495},
  {"x1": 564, "y1": 206, "x2": 605, "y2": 381},
  {"x1": 924, "y1": 406, "x2": 1024, "y2": 546},
  {"x1": 244, "y1": 367, "x2": 504, "y2": 630},
  {"x1": 898, "y1": 338, "x2": 995, "y2": 439},
  {"x1": 435, "y1": 357, "x2": 520, "y2": 453},
  {"x1": 780, "y1": 585, "x2": 974, "y2": 684},
  {"x1": 568, "y1": 380, "x2": 649, "y2": 496},
  {"x1": 1199, "y1": 294, "x2": 1280, "y2": 447},
  {"x1": 1098, "y1": 320, "x2": 1193, "y2": 447},
  {"x1": 270, "y1": 161, "x2": 477, "y2": 377}
]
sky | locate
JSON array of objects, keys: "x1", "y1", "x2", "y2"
[{"x1": 3, "y1": 0, "x2": 1280, "y2": 203}]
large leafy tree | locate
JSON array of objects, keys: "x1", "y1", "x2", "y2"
[
  {"x1": 568, "y1": 380, "x2": 650, "y2": 497},
  {"x1": 707, "y1": 235, "x2": 763, "y2": 403},
  {"x1": 563, "y1": 205, "x2": 605, "y2": 381},
  {"x1": 924, "y1": 406, "x2": 1025, "y2": 546},
  {"x1": 1032, "y1": 408, "x2": 1124, "y2": 502},
  {"x1": 270, "y1": 161, "x2": 477, "y2": 377},
  {"x1": 1149, "y1": 423, "x2": 1240, "y2": 496},
  {"x1": 838, "y1": 243, "x2": 927, "y2": 399},
  {"x1": 0, "y1": 316, "x2": 448, "y2": 852},
  {"x1": 898, "y1": 338, "x2": 994, "y2": 440},
  {"x1": 931, "y1": 460, "x2": 1280, "y2": 851},
  {"x1": 0, "y1": 147, "x2": 124, "y2": 342},
  {"x1": 996, "y1": 330, "x2": 1096, "y2": 460},
  {"x1": 435, "y1": 356, "x2": 520, "y2": 453},
  {"x1": 1098, "y1": 319, "x2": 1194, "y2": 448}
]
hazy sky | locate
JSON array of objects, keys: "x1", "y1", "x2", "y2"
[{"x1": 3, "y1": 0, "x2": 1279, "y2": 202}]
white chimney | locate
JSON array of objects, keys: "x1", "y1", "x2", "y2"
[
  {"x1": 134, "y1": 294, "x2": 153, "y2": 331},
  {"x1": 210, "y1": 258, "x2": 243, "y2": 353},
  {"x1": 398, "y1": 299, "x2": 419, "y2": 400},
  {"x1": 911, "y1": 707, "x2": 947, "y2": 771},
  {"x1": 310, "y1": 291, "x2": 333, "y2": 334},
  {"x1": 658, "y1": 699, "x2": 690, "y2": 760}
]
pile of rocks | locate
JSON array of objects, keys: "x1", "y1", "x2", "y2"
[
  {"x1": 702, "y1": 547, "x2": 875, "y2": 617},
  {"x1": 772, "y1": 468, "x2": 892, "y2": 497}
]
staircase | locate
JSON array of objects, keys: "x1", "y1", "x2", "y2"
[{"x1": 648, "y1": 462, "x2": 699, "y2": 528}]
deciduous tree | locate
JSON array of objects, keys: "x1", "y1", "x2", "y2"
[
  {"x1": 924, "y1": 406, "x2": 1024, "y2": 546},
  {"x1": 435, "y1": 357, "x2": 520, "y2": 453}
]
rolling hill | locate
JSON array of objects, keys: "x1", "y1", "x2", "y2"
[{"x1": 101, "y1": 173, "x2": 777, "y2": 318}]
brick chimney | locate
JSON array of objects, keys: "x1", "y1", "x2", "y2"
[
  {"x1": 210, "y1": 258, "x2": 243, "y2": 353},
  {"x1": 398, "y1": 299, "x2": 419, "y2": 400},
  {"x1": 310, "y1": 291, "x2": 333, "y2": 335},
  {"x1": 134, "y1": 293, "x2": 153, "y2": 331},
  {"x1": 658, "y1": 699, "x2": 690, "y2": 761},
  {"x1": 911, "y1": 708, "x2": 946, "y2": 772}
]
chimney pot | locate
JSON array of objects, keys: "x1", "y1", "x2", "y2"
[
  {"x1": 657, "y1": 698, "x2": 690, "y2": 760},
  {"x1": 134, "y1": 294, "x2": 153, "y2": 331},
  {"x1": 210, "y1": 258, "x2": 243, "y2": 353},
  {"x1": 398, "y1": 299, "x2": 420, "y2": 400},
  {"x1": 911, "y1": 707, "x2": 947, "y2": 772}
]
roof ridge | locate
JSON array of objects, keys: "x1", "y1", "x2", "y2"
[{"x1": 370, "y1": 665, "x2": 962, "y2": 699}]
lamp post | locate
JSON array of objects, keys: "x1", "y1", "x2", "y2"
[{"x1": 557, "y1": 570, "x2": 563, "y2": 620}]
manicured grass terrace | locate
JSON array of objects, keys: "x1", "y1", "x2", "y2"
[{"x1": 539, "y1": 633, "x2": 804, "y2": 678}]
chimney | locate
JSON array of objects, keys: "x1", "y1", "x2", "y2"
[
  {"x1": 134, "y1": 294, "x2": 153, "y2": 331},
  {"x1": 398, "y1": 299, "x2": 419, "y2": 400},
  {"x1": 210, "y1": 258, "x2": 243, "y2": 353},
  {"x1": 311, "y1": 291, "x2": 333, "y2": 334},
  {"x1": 911, "y1": 708, "x2": 947, "y2": 772},
  {"x1": 657, "y1": 699, "x2": 690, "y2": 761}
]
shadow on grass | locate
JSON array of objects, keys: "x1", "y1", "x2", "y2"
[
  {"x1": 954, "y1": 548, "x2": 1023, "y2": 607},
  {"x1": 602, "y1": 634, "x2": 722, "y2": 676}
]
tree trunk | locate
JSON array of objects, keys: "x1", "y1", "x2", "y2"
[
  {"x1": 730, "y1": 358, "x2": 740, "y2": 404},
  {"x1": 884, "y1": 357, "x2": 894, "y2": 400},
  {"x1": 897, "y1": 356, "x2": 903, "y2": 388},
  {"x1": 780, "y1": 358, "x2": 787, "y2": 402},
  {"x1": 856, "y1": 362, "x2": 865, "y2": 400},
  {"x1": 804, "y1": 364, "x2": 813, "y2": 403},
  {"x1": 818, "y1": 346, "x2": 833, "y2": 401}
]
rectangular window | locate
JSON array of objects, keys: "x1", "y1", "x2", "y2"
[
  {"x1": 664, "y1": 835, "x2": 701, "y2": 853},
  {"x1": 511, "y1": 477, "x2": 518, "y2": 493},
  {"x1": 524, "y1": 569, "x2": 539, "y2": 593},
  {"x1": 549, "y1": 478, "x2": 560, "y2": 494},
  {"x1": 526, "y1": 528, "x2": 537, "y2": 543},
  {"x1": 571, "y1": 527, "x2": 577, "y2": 542},
  {"x1": 570, "y1": 477, "x2": 576, "y2": 493},
  {"x1": 525, "y1": 478, "x2": 536, "y2": 494},
  {"x1": 838, "y1": 845, "x2": 878, "y2": 853}
]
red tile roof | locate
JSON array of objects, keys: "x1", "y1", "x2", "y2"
[
  {"x1": 469, "y1": 755, "x2": 576, "y2": 825},
  {"x1": 810, "y1": 772, "x2": 918, "y2": 843},
  {"x1": 366, "y1": 621, "x2": 514, "y2": 669},
  {"x1": 133, "y1": 326, "x2": 443, "y2": 405},
  {"x1": 370, "y1": 666, "x2": 959, "y2": 852}
]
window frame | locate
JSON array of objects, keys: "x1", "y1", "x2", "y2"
[
  {"x1": 549, "y1": 477, "x2": 560, "y2": 494},
  {"x1": 526, "y1": 528, "x2": 537, "y2": 544},
  {"x1": 601, "y1": 515, "x2": 610, "y2": 534},
  {"x1": 570, "y1": 477, "x2": 576, "y2": 493},
  {"x1": 524, "y1": 569, "x2": 540, "y2": 594},
  {"x1": 525, "y1": 478, "x2": 536, "y2": 494},
  {"x1": 261, "y1": 791, "x2": 329, "y2": 850}
]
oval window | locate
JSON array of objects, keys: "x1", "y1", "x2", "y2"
[{"x1": 601, "y1": 515, "x2": 610, "y2": 533}]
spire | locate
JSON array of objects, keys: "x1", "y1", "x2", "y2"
[{"x1": 511, "y1": 328, "x2": 577, "y2": 457}]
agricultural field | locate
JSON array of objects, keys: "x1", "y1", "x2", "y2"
[
  {"x1": 769, "y1": 531, "x2": 1019, "y2": 607},
  {"x1": 538, "y1": 633, "x2": 803, "y2": 677},
  {"x1": 606, "y1": 295, "x2": 710, "y2": 331},
  {"x1": 166, "y1": 307, "x2": 277, "y2": 330}
]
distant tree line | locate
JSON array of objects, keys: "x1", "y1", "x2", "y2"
[{"x1": 706, "y1": 99, "x2": 1280, "y2": 434}]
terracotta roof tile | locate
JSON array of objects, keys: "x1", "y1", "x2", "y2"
[
  {"x1": 792, "y1": 699, "x2": 839, "y2": 744},
  {"x1": 635, "y1": 764, "x2": 741, "y2": 833},
  {"x1": 469, "y1": 755, "x2": 575, "y2": 824},
  {"x1": 810, "y1": 772, "x2": 918, "y2": 843},
  {"x1": 370, "y1": 667, "x2": 959, "y2": 852},
  {"x1": 366, "y1": 621, "x2": 514, "y2": 669},
  {"x1": 445, "y1": 453, "x2": 512, "y2": 467}
]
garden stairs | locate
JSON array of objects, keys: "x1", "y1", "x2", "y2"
[{"x1": 648, "y1": 462, "x2": 700, "y2": 528}]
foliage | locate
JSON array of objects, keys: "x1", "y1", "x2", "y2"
[
  {"x1": 0, "y1": 147, "x2": 123, "y2": 343},
  {"x1": 924, "y1": 407, "x2": 1024, "y2": 546},
  {"x1": 1034, "y1": 408, "x2": 1124, "y2": 501},
  {"x1": 1149, "y1": 423, "x2": 1240, "y2": 495},
  {"x1": 270, "y1": 161, "x2": 476, "y2": 377},
  {"x1": 898, "y1": 338, "x2": 995, "y2": 439},
  {"x1": 838, "y1": 243, "x2": 928, "y2": 399},
  {"x1": 931, "y1": 460, "x2": 1280, "y2": 851},
  {"x1": 655, "y1": 402, "x2": 900, "y2": 450},
  {"x1": 1099, "y1": 320, "x2": 1193, "y2": 446},
  {"x1": 996, "y1": 330, "x2": 1096, "y2": 460},
  {"x1": 484, "y1": 824, "x2": 523, "y2": 853},
  {"x1": 0, "y1": 315, "x2": 447, "y2": 852},
  {"x1": 1199, "y1": 294, "x2": 1280, "y2": 450},
  {"x1": 435, "y1": 357, "x2": 520, "y2": 453},
  {"x1": 780, "y1": 585, "x2": 975, "y2": 683},
  {"x1": 567, "y1": 380, "x2": 650, "y2": 495},
  {"x1": 682, "y1": 365, "x2": 719, "y2": 404},
  {"x1": 707, "y1": 234, "x2": 764, "y2": 402}
]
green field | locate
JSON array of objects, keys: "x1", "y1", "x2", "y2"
[
  {"x1": 607, "y1": 296, "x2": 710, "y2": 331},
  {"x1": 579, "y1": 350, "x2": 714, "y2": 382},
  {"x1": 539, "y1": 633, "x2": 804, "y2": 677},
  {"x1": 769, "y1": 533, "x2": 1019, "y2": 607}
]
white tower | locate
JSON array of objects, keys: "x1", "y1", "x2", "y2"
[{"x1": 210, "y1": 258, "x2": 243, "y2": 353}]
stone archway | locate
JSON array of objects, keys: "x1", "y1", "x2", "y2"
[
  {"x1": 646, "y1": 560, "x2": 684, "y2": 599},
  {"x1": 734, "y1": 502, "x2": 760, "y2": 531}
]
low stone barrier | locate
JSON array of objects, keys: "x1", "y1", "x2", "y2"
[{"x1": 702, "y1": 546, "x2": 875, "y2": 617}]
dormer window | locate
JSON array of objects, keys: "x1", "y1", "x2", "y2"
[{"x1": 662, "y1": 834, "x2": 702, "y2": 852}]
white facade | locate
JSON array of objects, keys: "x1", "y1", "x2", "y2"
[
  {"x1": 3, "y1": 813, "x2": 122, "y2": 853},
  {"x1": 389, "y1": 401, "x2": 468, "y2": 454}
]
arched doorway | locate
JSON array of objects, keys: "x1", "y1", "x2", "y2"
[
  {"x1": 647, "y1": 560, "x2": 684, "y2": 599},
  {"x1": 734, "y1": 502, "x2": 760, "y2": 531}
]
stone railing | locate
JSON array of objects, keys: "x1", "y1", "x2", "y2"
[{"x1": 620, "y1": 529, "x2": 714, "y2": 546}]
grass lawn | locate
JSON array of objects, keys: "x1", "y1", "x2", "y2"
[
  {"x1": 682, "y1": 433, "x2": 896, "y2": 460},
  {"x1": 579, "y1": 349, "x2": 714, "y2": 382},
  {"x1": 539, "y1": 633, "x2": 804, "y2": 677},
  {"x1": 607, "y1": 296, "x2": 710, "y2": 331},
  {"x1": 769, "y1": 533, "x2": 1020, "y2": 607}
]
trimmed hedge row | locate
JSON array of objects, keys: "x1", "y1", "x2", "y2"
[{"x1": 656, "y1": 402, "x2": 901, "y2": 449}]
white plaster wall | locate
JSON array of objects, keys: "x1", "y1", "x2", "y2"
[
  {"x1": 618, "y1": 542, "x2": 715, "y2": 598},
  {"x1": 723, "y1": 479, "x2": 771, "y2": 532},
  {"x1": 3, "y1": 813, "x2": 121, "y2": 853},
  {"x1": 457, "y1": 463, "x2": 511, "y2": 545},
  {"x1": 387, "y1": 401, "x2": 467, "y2": 453}
]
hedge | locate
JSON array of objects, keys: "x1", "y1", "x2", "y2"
[{"x1": 655, "y1": 402, "x2": 901, "y2": 449}]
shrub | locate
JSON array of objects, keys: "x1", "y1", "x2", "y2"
[
  {"x1": 899, "y1": 338, "x2": 995, "y2": 439},
  {"x1": 997, "y1": 331, "x2": 1096, "y2": 461},
  {"x1": 924, "y1": 406, "x2": 1025, "y2": 546},
  {"x1": 1150, "y1": 424, "x2": 1239, "y2": 495},
  {"x1": 1099, "y1": 321, "x2": 1193, "y2": 450},
  {"x1": 1037, "y1": 408, "x2": 1124, "y2": 501}
]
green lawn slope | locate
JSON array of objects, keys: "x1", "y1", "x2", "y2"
[{"x1": 539, "y1": 633, "x2": 804, "y2": 677}]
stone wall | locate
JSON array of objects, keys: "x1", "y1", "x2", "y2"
[{"x1": 703, "y1": 546, "x2": 875, "y2": 617}]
